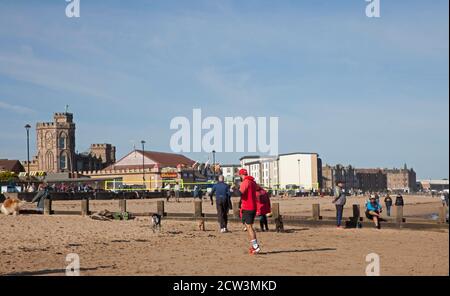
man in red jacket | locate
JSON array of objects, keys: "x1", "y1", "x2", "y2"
[{"x1": 239, "y1": 168, "x2": 261, "y2": 254}]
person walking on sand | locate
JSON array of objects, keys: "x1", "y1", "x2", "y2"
[
  {"x1": 210, "y1": 175, "x2": 232, "y2": 233},
  {"x1": 164, "y1": 184, "x2": 173, "y2": 202},
  {"x1": 256, "y1": 185, "x2": 271, "y2": 232},
  {"x1": 440, "y1": 192, "x2": 448, "y2": 207},
  {"x1": 332, "y1": 181, "x2": 346, "y2": 229},
  {"x1": 193, "y1": 185, "x2": 200, "y2": 199},
  {"x1": 174, "y1": 182, "x2": 181, "y2": 203},
  {"x1": 395, "y1": 194, "x2": 404, "y2": 207},
  {"x1": 384, "y1": 194, "x2": 393, "y2": 216},
  {"x1": 366, "y1": 195, "x2": 383, "y2": 229},
  {"x1": 238, "y1": 169, "x2": 261, "y2": 255}
]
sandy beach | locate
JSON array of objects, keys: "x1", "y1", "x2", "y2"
[{"x1": 0, "y1": 195, "x2": 448, "y2": 276}]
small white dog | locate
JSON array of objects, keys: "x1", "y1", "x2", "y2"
[{"x1": 1, "y1": 197, "x2": 23, "y2": 216}]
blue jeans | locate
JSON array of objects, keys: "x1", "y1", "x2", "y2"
[
  {"x1": 336, "y1": 205, "x2": 344, "y2": 227},
  {"x1": 386, "y1": 205, "x2": 391, "y2": 216}
]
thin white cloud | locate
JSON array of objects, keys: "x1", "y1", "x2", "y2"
[
  {"x1": 0, "y1": 52, "x2": 122, "y2": 103},
  {"x1": 0, "y1": 101, "x2": 35, "y2": 114},
  {"x1": 196, "y1": 66, "x2": 260, "y2": 105}
]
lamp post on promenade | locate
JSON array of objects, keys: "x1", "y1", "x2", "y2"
[
  {"x1": 25, "y1": 124, "x2": 31, "y2": 185},
  {"x1": 141, "y1": 140, "x2": 146, "y2": 188}
]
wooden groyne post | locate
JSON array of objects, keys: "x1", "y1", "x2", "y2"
[
  {"x1": 157, "y1": 200, "x2": 165, "y2": 216},
  {"x1": 44, "y1": 199, "x2": 52, "y2": 215},
  {"x1": 439, "y1": 205, "x2": 448, "y2": 224},
  {"x1": 272, "y1": 203, "x2": 280, "y2": 219},
  {"x1": 194, "y1": 200, "x2": 203, "y2": 218},
  {"x1": 119, "y1": 199, "x2": 127, "y2": 212},
  {"x1": 81, "y1": 199, "x2": 89, "y2": 216},
  {"x1": 353, "y1": 204, "x2": 361, "y2": 221},
  {"x1": 312, "y1": 204, "x2": 320, "y2": 221},
  {"x1": 396, "y1": 206, "x2": 404, "y2": 226},
  {"x1": 232, "y1": 201, "x2": 240, "y2": 219}
]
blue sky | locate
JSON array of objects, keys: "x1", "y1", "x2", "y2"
[{"x1": 0, "y1": 0, "x2": 448, "y2": 179}]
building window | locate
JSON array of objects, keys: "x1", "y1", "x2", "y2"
[
  {"x1": 45, "y1": 151, "x2": 54, "y2": 171},
  {"x1": 60, "y1": 154, "x2": 67, "y2": 169},
  {"x1": 59, "y1": 135, "x2": 66, "y2": 149}
]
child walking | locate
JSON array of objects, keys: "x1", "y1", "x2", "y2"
[{"x1": 256, "y1": 186, "x2": 271, "y2": 232}]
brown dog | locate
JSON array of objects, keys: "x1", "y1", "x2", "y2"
[
  {"x1": 1, "y1": 198, "x2": 23, "y2": 216},
  {"x1": 197, "y1": 219, "x2": 205, "y2": 231},
  {"x1": 275, "y1": 215, "x2": 284, "y2": 233}
]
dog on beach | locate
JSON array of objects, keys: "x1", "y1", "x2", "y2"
[
  {"x1": 197, "y1": 219, "x2": 205, "y2": 231},
  {"x1": 151, "y1": 214, "x2": 162, "y2": 233},
  {"x1": 275, "y1": 215, "x2": 284, "y2": 233},
  {"x1": 1, "y1": 197, "x2": 24, "y2": 216}
]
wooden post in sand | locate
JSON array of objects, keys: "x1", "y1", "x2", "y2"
[
  {"x1": 119, "y1": 199, "x2": 127, "y2": 212},
  {"x1": 438, "y1": 206, "x2": 447, "y2": 224},
  {"x1": 350, "y1": 204, "x2": 361, "y2": 228},
  {"x1": 396, "y1": 206, "x2": 403, "y2": 226},
  {"x1": 44, "y1": 199, "x2": 52, "y2": 215},
  {"x1": 232, "y1": 201, "x2": 240, "y2": 218},
  {"x1": 353, "y1": 204, "x2": 361, "y2": 220},
  {"x1": 312, "y1": 204, "x2": 320, "y2": 220},
  {"x1": 272, "y1": 203, "x2": 280, "y2": 219},
  {"x1": 194, "y1": 200, "x2": 203, "y2": 217},
  {"x1": 157, "y1": 200, "x2": 165, "y2": 216},
  {"x1": 81, "y1": 199, "x2": 89, "y2": 216}
]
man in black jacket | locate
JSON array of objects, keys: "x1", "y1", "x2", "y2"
[
  {"x1": 384, "y1": 194, "x2": 393, "y2": 216},
  {"x1": 210, "y1": 175, "x2": 232, "y2": 233},
  {"x1": 395, "y1": 194, "x2": 404, "y2": 207}
]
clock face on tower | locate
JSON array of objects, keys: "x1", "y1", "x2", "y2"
[{"x1": 45, "y1": 132, "x2": 53, "y2": 149}]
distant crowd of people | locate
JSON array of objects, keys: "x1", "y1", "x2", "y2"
[
  {"x1": 21, "y1": 182, "x2": 98, "y2": 194},
  {"x1": 330, "y1": 180, "x2": 445, "y2": 229}
]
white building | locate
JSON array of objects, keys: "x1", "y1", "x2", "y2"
[
  {"x1": 220, "y1": 164, "x2": 240, "y2": 183},
  {"x1": 417, "y1": 179, "x2": 449, "y2": 192},
  {"x1": 240, "y1": 156, "x2": 277, "y2": 188},
  {"x1": 278, "y1": 153, "x2": 321, "y2": 190},
  {"x1": 240, "y1": 152, "x2": 321, "y2": 190},
  {"x1": 240, "y1": 156, "x2": 261, "y2": 183}
]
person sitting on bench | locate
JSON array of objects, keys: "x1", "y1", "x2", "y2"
[
  {"x1": 31, "y1": 183, "x2": 50, "y2": 212},
  {"x1": 365, "y1": 195, "x2": 383, "y2": 229}
]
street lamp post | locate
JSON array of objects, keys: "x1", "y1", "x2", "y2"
[
  {"x1": 212, "y1": 150, "x2": 216, "y2": 182},
  {"x1": 25, "y1": 124, "x2": 31, "y2": 185},
  {"x1": 297, "y1": 159, "x2": 301, "y2": 191},
  {"x1": 141, "y1": 140, "x2": 146, "y2": 188}
]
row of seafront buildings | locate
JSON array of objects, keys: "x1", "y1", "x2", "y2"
[
  {"x1": 322, "y1": 164, "x2": 418, "y2": 193},
  {"x1": 1, "y1": 111, "x2": 448, "y2": 193},
  {"x1": 221, "y1": 156, "x2": 419, "y2": 193}
]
